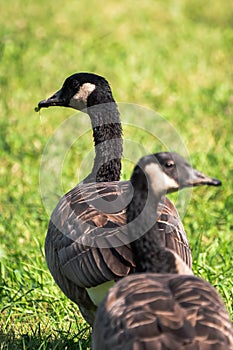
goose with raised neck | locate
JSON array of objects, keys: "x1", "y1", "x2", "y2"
[{"x1": 36, "y1": 73, "x2": 221, "y2": 326}]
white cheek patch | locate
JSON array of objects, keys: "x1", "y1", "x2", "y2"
[
  {"x1": 69, "y1": 82, "x2": 96, "y2": 110},
  {"x1": 145, "y1": 163, "x2": 178, "y2": 194}
]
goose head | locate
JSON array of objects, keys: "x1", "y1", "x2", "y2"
[
  {"x1": 131, "y1": 152, "x2": 221, "y2": 196},
  {"x1": 35, "y1": 72, "x2": 115, "y2": 113}
]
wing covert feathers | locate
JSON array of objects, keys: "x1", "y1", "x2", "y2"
[{"x1": 45, "y1": 181, "x2": 192, "y2": 325}]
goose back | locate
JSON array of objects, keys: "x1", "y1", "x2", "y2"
[
  {"x1": 45, "y1": 180, "x2": 190, "y2": 324},
  {"x1": 93, "y1": 274, "x2": 233, "y2": 349}
]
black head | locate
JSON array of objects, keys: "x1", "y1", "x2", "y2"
[
  {"x1": 130, "y1": 152, "x2": 221, "y2": 194},
  {"x1": 35, "y1": 72, "x2": 115, "y2": 112}
]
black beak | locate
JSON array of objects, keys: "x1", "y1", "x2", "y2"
[
  {"x1": 35, "y1": 89, "x2": 66, "y2": 112},
  {"x1": 188, "y1": 169, "x2": 221, "y2": 187}
]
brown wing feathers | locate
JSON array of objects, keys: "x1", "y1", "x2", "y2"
[
  {"x1": 46, "y1": 181, "x2": 190, "y2": 288},
  {"x1": 93, "y1": 274, "x2": 233, "y2": 349},
  {"x1": 157, "y1": 200, "x2": 192, "y2": 268},
  {"x1": 45, "y1": 180, "x2": 191, "y2": 325}
]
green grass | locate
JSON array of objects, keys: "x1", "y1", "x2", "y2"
[{"x1": 0, "y1": 0, "x2": 233, "y2": 348}]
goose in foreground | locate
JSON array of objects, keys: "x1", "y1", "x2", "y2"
[
  {"x1": 92, "y1": 153, "x2": 233, "y2": 350},
  {"x1": 36, "y1": 73, "x2": 218, "y2": 325}
]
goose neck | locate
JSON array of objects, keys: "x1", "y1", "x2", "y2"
[
  {"x1": 84, "y1": 103, "x2": 123, "y2": 183},
  {"x1": 128, "y1": 187, "x2": 177, "y2": 274}
]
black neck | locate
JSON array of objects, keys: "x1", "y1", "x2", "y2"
[
  {"x1": 127, "y1": 184, "x2": 177, "y2": 274},
  {"x1": 83, "y1": 102, "x2": 123, "y2": 183}
]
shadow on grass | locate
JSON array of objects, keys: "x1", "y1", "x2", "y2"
[{"x1": 0, "y1": 327, "x2": 91, "y2": 350}]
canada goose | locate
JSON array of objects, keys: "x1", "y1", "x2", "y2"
[
  {"x1": 92, "y1": 152, "x2": 233, "y2": 350},
  {"x1": 36, "y1": 73, "x2": 216, "y2": 325}
]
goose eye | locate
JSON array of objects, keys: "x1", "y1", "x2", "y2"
[
  {"x1": 71, "y1": 80, "x2": 79, "y2": 89},
  {"x1": 165, "y1": 160, "x2": 175, "y2": 168}
]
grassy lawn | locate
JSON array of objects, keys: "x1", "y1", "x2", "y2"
[{"x1": 0, "y1": 0, "x2": 233, "y2": 348}]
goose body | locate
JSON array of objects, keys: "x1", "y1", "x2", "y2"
[
  {"x1": 92, "y1": 152, "x2": 232, "y2": 350},
  {"x1": 46, "y1": 180, "x2": 190, "y2": 323},
  {"x1": 37, "y1": 73, "x2": 215, "y2": 325}
]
